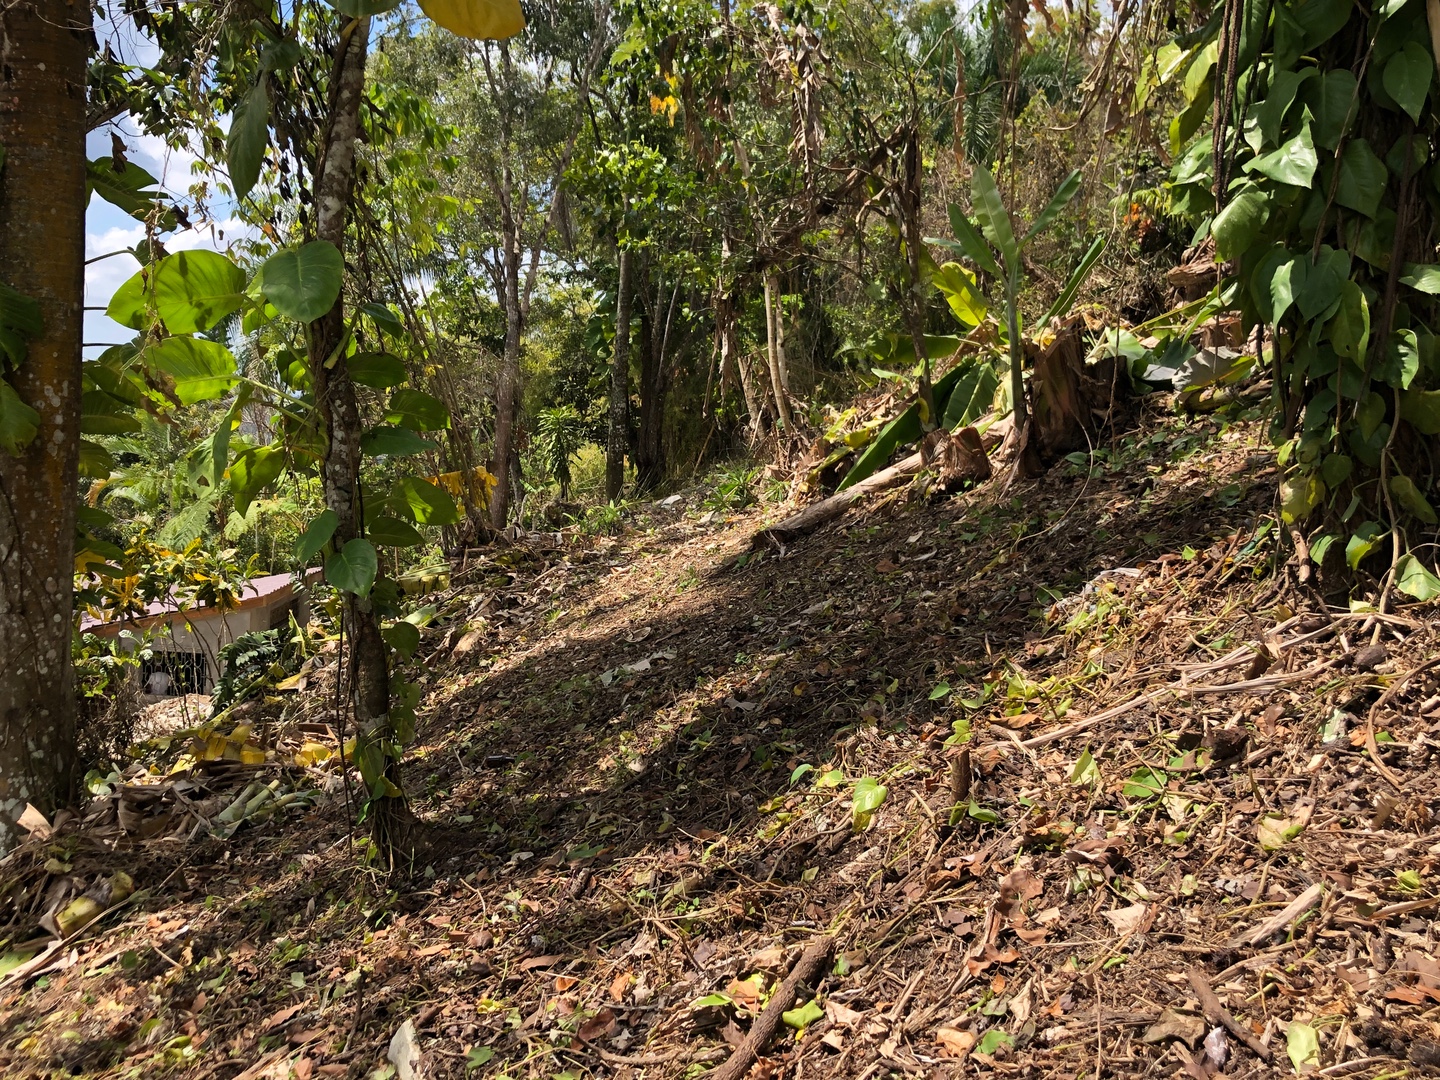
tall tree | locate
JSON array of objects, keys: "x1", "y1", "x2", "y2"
[{"x1": 0, "y1": 0, "x2": 88, "y2": 850}]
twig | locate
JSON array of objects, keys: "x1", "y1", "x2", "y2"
[
  {"x1": 1232, "y1": 882, "x2": 1324, "y2": 947},
  {"x1": 708, "y1": 935, "x2": 835, "y2": 1080},
  {"x1": 1186, "y1": 966, "x2": 1272, "y2": 1062}
]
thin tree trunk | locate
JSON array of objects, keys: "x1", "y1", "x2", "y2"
[
  {"x1": 490, "y1": 226, "x2": 522, "y2": 528},
  {"x1": 636, "y1": 276, "x2": 676, "y2": 492},
  {"x1": 606, "y1": 248, "x2": 633, "y2": 501},
  {"x1": 763, "y1": 271, "x2": 793, "y2": 428},
  {"x1": 718, "y1": 236, "x2": 763, "y2": 438},
  {"x1": 0, "y1": 0, "x2": 87, "y2": 851},
  {"x1": 306, "y1": 17, "x2": 412, "y2": 857}
]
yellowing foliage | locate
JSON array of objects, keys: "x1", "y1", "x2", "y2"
[{"x1": 418, "y1": 0, "x2": 525, "y2": 41}]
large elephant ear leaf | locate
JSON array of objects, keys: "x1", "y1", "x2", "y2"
[
  {"x1": 260, "y1": 241, "x2": 344, "y2": 323},
  {"x1": 938, "y1": 204, "x2": 1002, "y2": 278},
  {"x1": 969, "y1": 166, "x2": 1019, "y2": 267},
  {"x1": 418, "y1": 0, "x2": 526, "y2": 40},
  {"x1": 152, "y1": 250, "x2": 247, "y2": 334}
]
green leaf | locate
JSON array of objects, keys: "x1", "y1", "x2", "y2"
[
  {"x1": 1328, "y1": 279, "x2": 1369, "y2": 361},
  {"x1": 80, "y1": 390, "x2": 140, "y2": 435},
  {"x1": 1212, "y1": 185, "x2": 1269, "y2": 260},
  {"x1": 0, "y1": 282, "x2": 41, "y2": 369},
  {"x1": 1258, "y1": 812, "x2": 1305, "y2": 851},
  {"x1": 1400, "y1": 263, "x2": 1440, "y2": 293},
  {"x1": 1345, "y1": 521, "x2": 1386, "y2": 569},
  {"x1": 1021, "y1": 169, "x2": 1082, "y2": 247},
  {"x1": 1297, "y1": 246, "x2": 1350, "y2": 321},
  {"x1": 1286, "y1": 1020, "x2": 1320, "y2": 1073},
  {"x1": 1291, "y1": 0, "x2": 1353, "y2": 52},
  {"x1": 260, "y1": 241, "x2": 344, "y2": 323},
  {"x1": 368, "y1": 514, "x2": 425, "y2": 546},
  {"x1": 942, "y1": 360, "x2": 1000, "y2": 429},
  {"x1": 86, "y1": 157, "x2": 162, "y2": 219},
  {"x1": 361, "y1": 425, "x2": 439, "y2": 457},
  {"x1": 228, "y1": 446, "x2": 286, "y2": 517},
  {"x1": 976, "y1": 1029, "x2": 1013, "y2": 1055},
  {"x1": 1376, "y1": 328, "x2": 1420, "y2": 389},
  {"x1": 782, "y1": 998, "x2": 824, "y2": 1032},
  {"x1": 392, "y1": 476, "x2": 460, "y2": 525},
  {"x1": 78, "y1": 438, "x2": 115, "y2": 479},
  {"x1": 1390, "y1": 474, "x2": 1438, "y2": 524},
  {"x1": 360, "y1": 302, "x2": 406, "y2": 339},
  {"x1": 294, "y1": 509, "x2": 339, "y2": 564},
  {"x1": 1123, "y1": 766, "x2": 1167, "y2": 800},
  {"x1": 691, "y1": 993, "x2": 734, "y2": 1009},
  {"x1": 1395, "y1": 553, "x2": 1440, "y2": 600},
  {"x1": 0, "y1": 380, "x2": 40, "y2": 455},
  {"x1": 1039, "y1": 235, "x2": 1107, "y2": 329},
  {"x1": 385, "y1": 388, "x2": 450, "y2": 431},
  {"x1": 931, "y1": 262, "x2": 988, "y2": 327},
  {"x1": 346, "y1": 352, "x2": 407, "y2": 389},
  {"x1": 1253, "y1": 68, "x2": 1318, "y2": 149},
  {"x1": 1280, "y1": 472, "x2": 1325, "y2": 524},
  {"x1": 851, "y1": 777, "x2": 888, "y2": 829},
  {"x1": 382, "y1": 620, "x2": 421, "y2": 658},
  {"x1": 1270, "y1": 253, "x2": 1307, "y2": 323},
  {"x1": 144, "y1": 337, "x2": 238, "y2": 405},
  {"x1": 1320, "y1": 453, "x2": 1353, "y2": 488},
  {"x1": 1335, "y1": 139, "x2": 1388, "y2": 218},
  {"x1": 970, "y1": 166, "x2": 1019, "y2": 266},
  {"x1": 1304, "y1": 68, "x2": 1358, "y2": 150},
  {"x1": 227, "y1": 81, "x2": 270, "y2": 202},
  {"x1": 967, "y1": 799, "x2": 1002, "y2": 824},
  {"x1": 1247, "y1": 122, "x2": 1318, "y2": 187},
  {"x1": 939, "y1": 203, "x2": 1002, "y2": 278},
  {"x1": 1400, "y1": 388, "x2": 1440, "y2": 433},
  {"x1": 152, "y1": 250, "x2": 247, "y2": 334},
  {"x1": 1071, "y1": 747, "x2": 1100, "y2": 786},
  {"x1": 1383, "y1": 40, "x2": 1432, "y2": 123},
  {"x1": 105, "y1": 266, "x2": 151, "y2": 331},
  {"x1": 325, "y1": 538, "x2": 378, "y2": 597},
  {"x1": 929, "y1": 681, "x2": 952, "y2": 700}
]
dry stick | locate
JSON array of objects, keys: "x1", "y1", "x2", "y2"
[
  {"x1": 1186, "y1": 966, "x2": 1272, "y2": 1062},
  {"x1": 708, "y1": 936, "x2": 835, "y2": 1080},
  {"x1": 1232, "y1": 882, "x2": 1325, "y2": 948}
]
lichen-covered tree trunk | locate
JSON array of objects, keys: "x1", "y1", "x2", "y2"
[
  {"x1": 762, "y1": 271, "x2": 793, "y2": 428},
  {"x1": 0, "y1": 0, "x2": 87, "y2": 851},
  {"x1": 606, "y1": 248, "x2": 633, "y2": 501},
  {"x1": 636, "y1": 275, "x2": 674, "y2": 493},
  {"x1": 489, "y1": 228, "x2": 522, "y2": 528},
  {"x1": 307, "y1": 17, "x2": 413, "y2": 856}
]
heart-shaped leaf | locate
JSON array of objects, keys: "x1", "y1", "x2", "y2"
[
  {"x1": 325, "y1": 538, "x2": 377, "y2": 597},
  {"x1": 260, "y1": 241, "x2": 344, "y2": 323},
  {"x1": 293, "y1": 509, "x2": 339, "y2": 564}
]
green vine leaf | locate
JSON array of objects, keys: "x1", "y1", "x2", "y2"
[
  {"x1": 325, "y1": 538, "x2": 378, "y2": 598},
  {"x1": 1382, "y1": 41, "x2": 1432, "y2": 123}
]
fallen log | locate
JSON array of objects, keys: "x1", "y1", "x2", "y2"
[{"x1": 753, "y1": 426, "x2": 990, "y2": 551}]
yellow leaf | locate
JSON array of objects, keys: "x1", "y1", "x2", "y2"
[
  {"x1": 417, "y1": 0, "x2": 525, "y2": 41},
  {"x1": 199, "y1": 734, "x2": 229, "y2": 761},
  {"x1": 293, "y1": 741, "x2": 334, "y2": 768},
  {"x1": 238, "y1": 745, "x2": 268, "y2": 765}
]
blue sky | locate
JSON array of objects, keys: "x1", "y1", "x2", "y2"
[{"x1": 86, "y1": 7, "x2": 253, "y2": 357}]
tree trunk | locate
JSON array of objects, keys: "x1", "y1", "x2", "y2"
[
  {"x1": 0, "y1": 0, "x2": 87, "y2": 851},
  {"x1": 763, "y1": 271, "x2": 793, "y2": 428},
  {"x1": 636, "y1": 276, "x2": 675, "y2": 492},
  {"x1": 606, "y1": 248, "x2": 633, "y2": 501},
  {"x1": 306, "y1": 17, "x2": 412, "y2": 857},
  {"x1": 719, "y1": 235, "x2": 763, "y2": 438},
  {"x1": 489, "y1": 202, "x2": 524, "y2": 529}
]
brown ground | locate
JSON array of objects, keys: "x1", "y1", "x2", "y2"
[{"x1": 4, "y1": 402, "x2": 1440, "y2": 1080}]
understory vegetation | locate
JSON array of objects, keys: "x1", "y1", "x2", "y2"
[{"x1": 2, "y1": 0, "x2": 1440, "y2": 1075}]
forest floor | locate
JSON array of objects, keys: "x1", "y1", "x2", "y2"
[{"x1": 6, "y1": 401, "x2": 1440, "y2": 1080}]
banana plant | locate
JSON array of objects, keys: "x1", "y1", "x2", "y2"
[{"x1": 930, "y1": 166, "x2": 1106, "y2": 427}]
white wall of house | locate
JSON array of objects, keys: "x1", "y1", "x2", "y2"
[{"x1": 139, "y1": 597, "x2": 300, "y2": 694}]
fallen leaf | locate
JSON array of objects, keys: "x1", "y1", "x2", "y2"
[
  {"x1": 1142, "y1": 1008, "x2": 1206, "y2": 1048},
  {"x1": 610, "y1": 970, "x2": 633, "y2": 1001},
  {"x1": 294, "y1": 1059, "x2": 314, "y2": 1080},
  {"x1": 263, "y1": 1003, "x2": 306, "y2": 1031},
  {"x1": 555, "y1": 975, "x2": 578, "y2": 992},
  {"x1": 1102, "y1": 902, "x2": 1152, "y2": 936},
  {"x1": 577, "y1": 1008, "x2": 616, "y2": 1043},
  {"x1": 937, "y1": 1027, "x2": 976, "y2": 1057},
  {"x1": 825, "y1": 1001, "x2": 864, "y2": 1026},
  {"x1": 519, "y1": 954, "x2": 564, "y2": 971},
  {"x1": 415, "y1": 943, "x2": 448, "y2": 958}
]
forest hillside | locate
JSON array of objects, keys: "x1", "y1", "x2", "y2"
[{"x1": 2, "y1": 0, "x2": 1440, "y2": 1077}]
